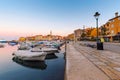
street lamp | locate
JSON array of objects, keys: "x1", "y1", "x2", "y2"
[
  {"x1": 94, "y1": 12, "x2": 100, "y2": 42},
  {"x1": 94, "y1": 12, "x2": 103, "y2": 50}
]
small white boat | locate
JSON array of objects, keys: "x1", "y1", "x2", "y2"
[
  {"x1": 13, "y1": 50, "x2": 47, "y2": 61},
  {"x1": 0, "y1": 44, "x2": 4, "y2": 48},
  {"x1": 18, "y1": 42, "x2": 31, "y2": 50},
  {"x1": 31, "y1": 47, "x2": 59, "y2": 54},
  {"x1": 8, "y1": 41, "x2": 18, "y2": 46}
]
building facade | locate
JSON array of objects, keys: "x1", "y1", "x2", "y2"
[
  {"x1": 67, "y1": 33, "x2": 74, "y2": 41},
  {"x1": 35, "y1": 35, "x2": 43, "y2": 41},
  {"x1": 100, "y1": 12, "x2": 120, "y2": 41},
  {"x1": 108, "y1": 12, "x2": 120, "y2": 36},
  {"x1": 74, "y1": 29, "x2": 83, "y2": 41}
]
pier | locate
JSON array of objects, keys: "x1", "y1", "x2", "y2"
[{"x1": 65, "y1": 42, "x2": 120, "y2": 80}]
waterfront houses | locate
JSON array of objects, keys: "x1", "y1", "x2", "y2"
[
  {"x1": 69, "y1": 12, "x2": 120, "y2": 42},
  {"x1": 18, "y1": 35, "x2": 64, "y2": 42},
  {"x1": 18, "y1": 37, "x2": 26, "y2": 42},
  {"x1": 35, "y1": 35, "x2": 43, "y2": 41},
  {"x1": 100, "y1": 12, "x2": 120, "y2": 41}
]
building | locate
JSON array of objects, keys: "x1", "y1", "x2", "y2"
[
  {"x1": 18, "y1": 30, "x2": 64, "y2": 41},
  {"x1": 26, "y1": 36, "x2": 35, "y2": 41},
  {"x1": 18, "y1": 37, "x2": 26, "y2": 42},
  {"x1": 35, "y1": 35, "x2": 43, "y2": 41},
  {"x1": 100, "y1": 22, "x2": 110, "y2": 36},
  {"x1": 108, "y1": 12, "x2": 120, "y2": 42},
  {"x1": 74, "y1": 29, "x2": 83, "y2": 41},
  {"x1": 108, "y1": 12, "x2": 120, "y2": 35},
  {"x1": 67, "y1": 33, "x2": 74, "y2": 41},
  {"x1": 47, "y1": 35, "x2": 52, "y2": 41},
  {"x1": 100, "y1": 12, "x2": 120, "y2": 41},
  {"x1": 52, "y1": 35, "x2": 62, "y2": 40}
]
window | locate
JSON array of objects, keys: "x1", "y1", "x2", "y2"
[
  {"x1": 111, "y1": 30, "x2": 114, "y2": 34},
  {"x1": 111, "y1": 24, "x2": 114, "y2": 28},
  {"x1": 118, "y1": 17, "x2": 120, "y2": 20}
]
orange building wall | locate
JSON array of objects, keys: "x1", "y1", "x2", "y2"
[{"x1": 109, "y1": 16, "x2": 120, "y2": 36}]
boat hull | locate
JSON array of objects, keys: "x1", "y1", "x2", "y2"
[
  {"x1": 31, "y1": 47, "x2": 59, "y2": 54},
  {"x1": 13, "y1": 50, "x2": 47, "y2": 61}
]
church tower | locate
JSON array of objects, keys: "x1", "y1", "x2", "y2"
[{"x1": 50, "y1": 30, "x2": 52, "y2": 36}]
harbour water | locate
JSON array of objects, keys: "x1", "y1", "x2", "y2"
[{"x1": 0, "y1": 44, "x2": 65, "y2": 80}]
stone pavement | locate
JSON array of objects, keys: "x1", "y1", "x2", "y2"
[
  {"x1": 75, "y1": 42, "x2": 120, "y2": 80},
  {"x1": 79, "y1": 41, "x2": 120, "y2": 54},
  {"x1": 65, "y1": 42, "x2": 111, "y2": 80}
]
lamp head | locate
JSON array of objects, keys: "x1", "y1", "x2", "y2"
[{"x1": 94, "y1": 12, "x2": 100, "y2": 19}]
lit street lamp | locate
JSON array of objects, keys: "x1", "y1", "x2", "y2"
[{"x1": 94, "y1": 12, "x2": 103, "y2": 50}]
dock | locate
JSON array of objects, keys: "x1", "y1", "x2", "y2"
[{"x1": 65, "y1": 42, "x2": 120, "y2": 80}]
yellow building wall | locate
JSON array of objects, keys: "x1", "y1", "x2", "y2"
[{"x1": 19, "y1": 37, "x2": 26, "y2": 42}]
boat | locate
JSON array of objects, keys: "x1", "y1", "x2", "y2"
[
  {"x1": 18, "y1": 42, "x2": 31, "y2": 50},
  {"x1": 31, "y1": 47, "x2": 59, "y2": 54},
  {"x1": 0, "y1": 43, "x2": 4, "y2": 48},
  {"x1": 45, "y1": 53, "x2": 58, "y2": 59},
  {"x1": 30, "y1": 41, "x2": 60, "y2": 54},
  {"x1": 8, "y1": 41, "x2": 18, "y2": 46},
  {"x1": 12, "y1": 50, "x2": 47, "y2": 61},
  {"x1": 12, "y1": 57, "x2": 47, "y2": 70},
  {"x1": 0, "y1": 39, "x2": 7, "y2": 43}
]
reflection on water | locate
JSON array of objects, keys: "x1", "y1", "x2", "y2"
[
  {"x1": 45, "y1": 53, "x2": 58, "y2": 59},
  {"x1": 0, "y1": 44, "x2": 65, "y2": 80},
  {"x1": 12, "y1": 57, "x2": 47, "y2": 70}
]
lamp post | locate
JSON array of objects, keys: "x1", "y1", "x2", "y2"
[
  {"x1": 94, "y1": 12, "x2": 103, "y2": 50},
  {"x1": 94, "y1": 12, "x2": 100, "y2": 42}
]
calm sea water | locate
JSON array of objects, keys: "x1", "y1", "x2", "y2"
[{"x1": 0, "y1": 44, "x2": 65, "y2": 80}]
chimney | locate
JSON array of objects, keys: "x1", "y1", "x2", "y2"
[{"x1": 115, "y1": 12, "x2": 118, "y2": 17}]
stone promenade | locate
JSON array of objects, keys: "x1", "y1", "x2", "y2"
[{"x1": 65, "y1": 42, "x2": 120, "y2": 80}]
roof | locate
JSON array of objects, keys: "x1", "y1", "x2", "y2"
[
  {"x1": 74, "y1": 29, "x2": 82, "y2": 32},
  {"x1": 109, "y1": 16, "x2": 120, "y2": 21}
]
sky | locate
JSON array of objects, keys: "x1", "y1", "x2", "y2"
[{"x1": 0, "y1": 0, "x2": 120, "y2": 40}]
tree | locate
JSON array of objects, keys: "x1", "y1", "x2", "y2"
[
  {"x1": 81, "y1": 32, "x2": 86, "y2": 38},
  {"x1": 100, "y1": 26, "x2": 108, "y2": 36},
  {"x1": 86, "y1": 28, "x2": 94, "y2": 37}
]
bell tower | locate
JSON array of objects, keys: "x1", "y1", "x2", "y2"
[{"x1": 50, "y1": 30, "x2": 52, "y2": 36}]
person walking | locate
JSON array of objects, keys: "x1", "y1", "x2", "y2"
[{"x1": 100, "y1": 37, "x2": 104, "y2": 43}]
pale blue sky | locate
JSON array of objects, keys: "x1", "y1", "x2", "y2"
[{"x1": 0, "y1": 0, "x2": 120, "y2": 40}]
